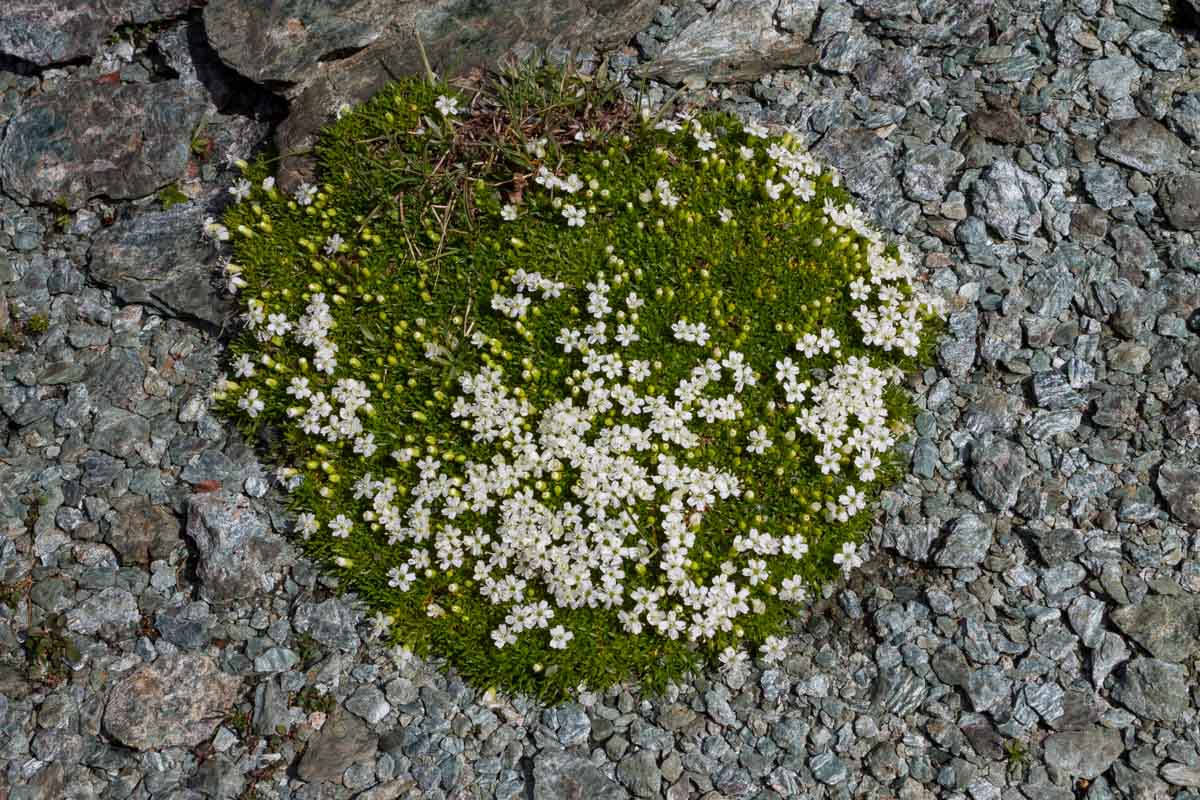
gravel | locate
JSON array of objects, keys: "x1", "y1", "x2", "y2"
[{"x1": 2, "y1": 2, "x2": 1199, "y2": 799}]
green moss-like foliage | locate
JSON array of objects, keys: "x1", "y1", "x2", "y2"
[{"x1": 214, "y1": 64, "x2": 943, "y2": 702}]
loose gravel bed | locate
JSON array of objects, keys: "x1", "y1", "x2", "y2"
[{"x1": 1, "y1": 1, "x2": 1199, "y2": 799}]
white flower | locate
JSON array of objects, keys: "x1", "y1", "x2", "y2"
[
  {"x1": 746, "y1": 426, "x2": 772, "y2": 455},
  {"x1": 202, "y1": 217, "x2": 230, "y2": 242},
  {"x1": 501, "y1": 203, "x2": 518, "y2": 221},
  {"x1": 261, "y1": 176, "x2": 275, "y2": 192},
  {"x1": 335, "y1": 102, "x2": 353, "y2": 120},
  {"x1": 287, "y1": 376, "x2": 312, "y2": 400},
  {"x1": 549, "y1": 625, "x2": 574, "y2": 649},
  {"x1": 615, "y1": 324, "x2": 639, "y2": 347},
  {"x1": 323, "y1": 233, "x2": 343, "y2": 255},
  {"x1": 765, "y1": 179, "x2": 783, "y2": 200},
  {"x1": 738, "y1": 145, "x2": 755, "y2": 161},
  {"x1": 266, "y1": 313, "x2": 292, "y2": 337},
  {"x1": 625, "y1": 292, "x2": 645, "y2": 310},
  {"x1": 329, "y1": 514, "x2": 353, "y2": 539},
  {"x1": 563, "y1": 205, "x2": 587, "y2": 227},
  {"x1": 232, "y1": 353, "x2": 255, "y2": 378},
  {"x1": 229, "y1": 178, "x2": 252, "y2": 202},
  {"x1": 744, "y1": 119, "x2": 769, "y2": 138},
  {"x1": 832, "y1": 541, "x2": 863, "y2": 574},
  {"x1": 368, "y1": 611, "x2": 391, "y2": 639},
  {"x1": 353, "y1": 433, "x2": 378, "y2": 457},
  {"x1": 295, "y1": 512, "x2": 319, "y2": 539},
  {"x1": 435, "y1": 95, "x2": 460, "y2": 116},
  {"x1": 694, "y1": 129, "x2": 716, "y2": 151},
  {"x1": 719, "y1": 646, "x2": 747, "y2": 674},
  {"x1": 387, "y1": 564, "x2": 415, "y2": 591},
  {"x1": 781, "y1": 534, "x2": 809, "y2": 558},
  {"x1": 718, "y1": 208, "x2": 733, "y2": 224},
  {"x1": 760, "y1": 635, "x2": 787, "y2": 663},
  {"x1": 237, "y1": 388, "x2": 264, "y2": 418},
  {"x1": 295, "y1": 182, "x2": 317, "y2": 206}
]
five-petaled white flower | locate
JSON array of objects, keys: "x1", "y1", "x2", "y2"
[
  {"x1": 501, "y1": 203, "x2": 518, "y2": 221},
  {"x1": 435, "y1": 95, "x2": 460, "y2": 116},
  {"x1": 562, "y1": 205, "x2": 586, "y2": 227},
  {"x1": 549, "y1": 625, "x2": 574, "y2": 649}
]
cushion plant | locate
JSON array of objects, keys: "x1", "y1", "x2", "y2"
[{"x1": 209, "y1": 63, "x2": 946, "y2": 701}]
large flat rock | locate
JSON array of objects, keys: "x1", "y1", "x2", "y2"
[
  {"x1": 104, "y1": 653, "x2": 242, "y2": 750},
  {"x1": 0, "y1": 79, "x2": 208, "y2": 208},
  {"x1": 88, "y1": 203, "x2": 233, "y2": 328},
  {"x1": 0, "y1": 0, "x2": 190, "y2": 66}
]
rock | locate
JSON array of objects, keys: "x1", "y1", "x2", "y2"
[
  {"x1": 776, "y1": 0, "x2": 820, "y2": 37},
  {"x1": 1158, "y1": 174, "x2": 1200, "y2": 231},
  {"x1": 1082, "y1": 166, "x2": 1132, "y2": 210},
  {"x1": 1127, "y1": 29, "x2": 1184, "y2": 71},
  {"x1": 1042, "y1": 725, "x2": 1124, "y2": 779},
  {"x1": 967, "y1": 107, "x2": 1030, "y2": 145},
  {"x1": 532, "y1": 746, "x2": 627, "y2": 800},
  {"x1": 0, "y1": 79, "x2": 207, "y2": 209},
  {"x1": 345, "y1": 685, "x2": 391, "y2": 725},
  {"x1": 965, "y1": 666, "x2": 1012, "y2": 713},
  {"x1": 1111, "y1": 658, "x2": 1189, "y2": 722},
  {"x1": 939, "y1": 307, "x2": 978, "y2": 378},
  {"x1": 814, "y1": 128, "x2": 913, "y2": 231},
  {"x1": 971, "y1": 158, "x2": 1045, "y2": 241},
  {"x1": 297, "y1": 707, "x2": 378, "y2": 782},
  {"x1": 293, "y1": 598, "x2": 361, "y2": 652},
  {"x1": 810, "y1": 752, "x2": 848, "y2": 785},
  {"x1": 252, "y1": 678, "x2": 289, "y2": 737},
  {"x1": 186, "y1": 490, "x2": 290, "y2": 603},
  {"x1": 969, "y1": 437, "x2": 1029, "y2": 513},
  {"x1": 156, "y1": 602, "x2": 211, "y2": 650},
  {"x1": 1157, "y1": 460, "x2": 1200, "y2": 528},
  {"x1": 1032, "y1": 372, "x2": 1082, "y2": 410},
  {"x1": 0, "y1": 0, "x2": 190, "y2": 65},
  {"x1": 91, "y1": 408, "x2": 150, "y2": 460},
  {"x1": 211, "y1": 0, "x2": 657, "y2": 191},
  {"x1": 66, "y1": 587, "x2": 139, "y2": 637},
  {"x1": 903, "y1": 145, "x2": 965, "y2": 202},
  {"x1": 1087, "y1": 55, "x2": 1141, "y2": 100},
  {"x1": 1110, "y1": 595, "x2": 1200, "y2": 663},
  {"x1": 89, "y1": 203, "x2": 233, "y2": 329},
  {"x1": 1098, "y1": 117, "x2": 1186, "y2": 175},
  {"x1": 617, "y1": 749, "x2": 661, "y2": 798},
  {"x1": 1162, "y1": 763, "x2": 1200, "y2": 788},
  {"x1": 640, "y1": 0, "x2": 820, "y2": 84},
  {"x1": 104, "y1": 653, "x2": 241, "y2": 750},
  {"x1": 106, "y1": 494, "x2": 182, "y2": 566},
  {"x1": 936, "y1": 514, "x2": 993, "y2": 568},
  {"x1": 1067, "y1": 595, "x2": 1106, "y2": 650}
]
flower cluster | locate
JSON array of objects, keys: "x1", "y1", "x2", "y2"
[{"x1": 210, "y1": 75, "x2": 944, "y2": 697}]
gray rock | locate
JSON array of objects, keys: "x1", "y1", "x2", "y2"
[
  {"x1": 939, "y1": 307, "x2": 979, "y2": 378},
  {"x1": 104, "y1": 653, "x2": 241, "y2": 750},
  {"x1": 533, "y1": 746, "x2": 627, "y2": 800},
  {"x1": 1082, "y1": 166, "x2": 1132, "y2": 210},
  {"x1": 1112, "y1": 658, "x2": 1189, "y2": 722},
  {"x1": 293, "y1": 598, "x2": 360, "y2": 652},
  {"x1": 1162, "y1": 763, "x2": 1200, "y2": 788},
  {"x1": 970, "y1": 437, "x2": 1028, "y2": 513},
  {"x1": 1098, "y1": 117, "x2": 1186, "y2": 175},
  {"x1": 156, "y1": 602, "x2": 211, "y2": 650},
  {"x1": 617, "y1": 749, "x2": 661, "y2": 798},
  {"x1": 89, "y1": 204, "x2": 233, "y2": 329},
  {"x1": 106, "y1": 494, "x2": 181, "y2": 566},
  {"x1": 186, "y1": 490, "x2": 289, "y2": 603},
  {"x1": 91, "y1": 408, "x2": 151, "y2": 460},
  {"x1": 813, "y1": 128, "x2": 909, "y2": 228},
  {"x1": 345, "y1": 685, "x2": 391, "y2": 725},
  {"x1": 810, "y1": 752, "x2": 848, "y2": 785},
  {"x1": 1157, "y1": 460, "x2": 1200, "y2": 528},
  {"x1": 1159, "y1": 174, "x2": 1200, "y2": 231},
  {"x1": 1110, "y1": 595, "x2": 1200, "y2": 663},
  {"x1": 965, "y1": 665, "x2": 1012, "y2": 713},
  {"x1": 1042, "y1": 725, "x2": 1124, "y2": 779},
  {"x1": 66, "y1": 587, "x2": 139, "y2": 637},
  {"x1": 903, "y1": 145, "x2": 965, "y2": 203},
  {"x1": 252, "y1": 678, "x2": 289, "y2": 737},
  {"x1": 1127, "y1": 29, "x2": 1184, "y2": 71},
  {"x1": 1067, "y1": 595, "x2": 1106, "y2": 650},
  {"x1": 0, "y1": 0, "x2": 190, "y2": 65},
  {"x1": 1088, "y1": 55, "x2": 1141, "y2": 100},
  {"x1": 0, "y1": 80, "x2": 208, "y2": 208},
  {"x1": 776, "y1": 0, "x2": 820, "y2": 37},
  {"x1": 253, "y1": 646, "x2": 299, "y2": 673},
  {"x1": 971, "y1": 159, "x2": 1046, "y2": 241},
  {"x1": 297, "y1": 707, "x2": 378, "y2": 783},
  {"x1": 1032, "y1": 372, "x2": 1082, "y2": 410},
  {"x1": 936, "y1": 514, "x2": 993, "y2": 568},
  {"x1": 641, "y1": 0, "x2": 819, "y2": 84}
]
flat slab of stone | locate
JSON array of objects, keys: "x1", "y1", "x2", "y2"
[
  {"x1": 88, "y1": 203, "x2": 233, "y2": 328},
  {"x1": 297, "y1": 707, "x2": 378, "y2": 782},
  {"x1": 1043, "y1": 725, "x2": 1124, "y2": 780},
  {"x1": 186, "y1": 490, "x2": 291, "y2": 603},
  {"x1": 104, "y1": 653, "x2": 241, "y2": 750},
  {"x1": 1111, "y1": 595, "x2": 1200, "y2": 663},
  {"x1": 0, "y1": 79, "x2": 207, "y2": 208},
  {"x1": 638, "y1": 0, "x2": 820, "y2": 84},
  {"x1": 1098, "y1": 117, "x2": 1187, "y2": 175},
  {"x1": 0, "y1": 0, "x2": 190, "y2": 66}
]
